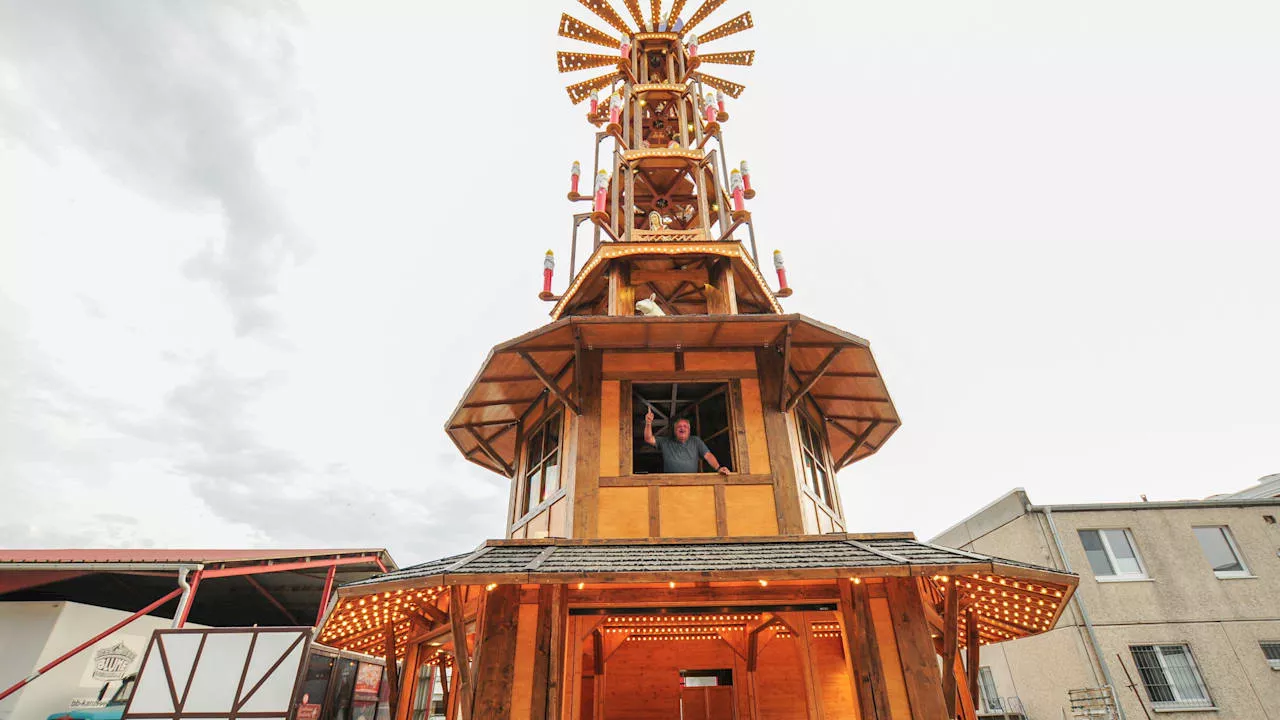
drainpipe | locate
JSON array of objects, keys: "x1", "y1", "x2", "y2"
[
  {"x1": 1042, "y1": 506, "x2": 1126, "y2": 720},
  {"x1": 171, "y1": 565, "x2": 202, "y2": 628}
]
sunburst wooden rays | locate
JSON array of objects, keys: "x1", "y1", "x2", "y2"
[{"x1": 557, "y1": 1, "x2": 754, "y2": 104}]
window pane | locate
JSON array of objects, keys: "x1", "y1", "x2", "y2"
[
  {"x1": 1102, "y1": 529, "x2": 1142, "y2": 575},
  {"x1": 1160, "y1": 646, "x2": 1207, "y2": 702},
  {"x1": 1262, "y1": 642, "x2": 1280, "y2": 661},
  {"x1": 1079, "y1": 530, "x2": 1115, "y2": 576},
  {"x1": 1131, "y1": 646, "x2": 1175, "y2": 703},
  {"x1": 542, "y1": 458, "x2": 560, "y2": 499},
  {"x1": 978, "y1": 668, "x2": 1001, "y2": 710},
  {"x1": 543, "y1": 415, "x2": 560, "y2": 461},
  {"x1": 1193, "y1": 527, "x2": 1244, "y2": 573}
]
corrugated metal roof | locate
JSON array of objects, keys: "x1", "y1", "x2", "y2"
[{"x1": 0, "y1": 548, "x2": 393, "y2": 567}]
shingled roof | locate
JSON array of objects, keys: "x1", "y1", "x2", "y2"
[{"x1": 341, "y1": 534, "x2": 1074, "y2": 592}]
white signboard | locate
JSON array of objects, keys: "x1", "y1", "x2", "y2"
[{"x1": 123, "y1": 628, "x2": 311, "y2": 720}]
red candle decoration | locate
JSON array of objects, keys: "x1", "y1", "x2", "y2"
[
  {"x1": 717, "y1": 91, "x2": 726, "y2": 113},
  {"x1": 594, "y1": 170, "x2": 610, "y2": 213},
  {"x1": 739, "y1": 160, "x2": 751, "y2": 193},
  {"x1": 620, "y1": 39, "x2": 631, "y2": 59},
  {"x1": 589, "y1": 91, "x2": 599, "y2": 114},
  {"x1": 729, "y1": 169, "x2": 745, "y2": 212},
  {"x1": 570, "y1": 161, "x2": 581, "y2": 194},
  {"x1": 543, "y1": 250, "x2": 555, "y2": 294},
  {"x1": 703, "y1": 93, "x2": 717, "y2": 124},
  {"x1": 609, "y1": 93, "x2": 623, "y2": 125},
  {"x1": 688, "y1": 34, "x2": 699, "y2": 58},
  {"x1": 773, "y1": 250, "x2": 789, "y2": 292}
]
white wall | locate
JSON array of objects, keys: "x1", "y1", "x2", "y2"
[
  {"x1": 0, "y1": 602, "x2": 196, "y2": 720},
  {"x1": 0, "y1": 602, "x2": 62, "y2": 720}
]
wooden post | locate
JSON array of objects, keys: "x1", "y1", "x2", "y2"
[
  {"x1": 394, "y1": 640, "x2": 421, "y2": 720},
  {"x1": 383, "y1": 622, "x2": 401, "y2": 717},
  {"x1": 965, "y1": 609, "x2": 980, "y2": 717},
  {"x1": 571, "y1": 350, "x2": 603, "y2": 537},
  {"x1": 529, "y1": 586, "x2": 554, "y2": 720},
  {"x1": 442, "y1": 661, "x2": 456, "y2": 720},
  {"x1": 794, "y1": 611, "x2": 825, "y2": 720},
  {"x1": 449, "y1": 586, "x2": 474, "y2": 720},
  {"x1": 942, "y1": 582, "x2": 961, "y2": 718},
  {"x1": 755, "y1": 347, "x2": 805, "y2": 534},
  {"x1": 472, "y1": 585, "x2": 522, "y2": 719},
  {"x1": 885, "y1": 578, "x2": 949, "y2": 719},
  {"x1": 837, "y1": 579, "x2": 891, "y2": 719}
]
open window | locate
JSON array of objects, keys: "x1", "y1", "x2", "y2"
[
  {"x1": 520, "y1": 409, "x2": 562, "y2": 517},
  {"x1": 632, "y1": 382, "x2": 734, "y2": 474}
]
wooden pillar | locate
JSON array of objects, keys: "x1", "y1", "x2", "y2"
[
  {"x1": 941, "y1": 582, "x2": 961, "y2": 718},
  {"x1": 837, "y1": 579, "x2": 891, "y2": 719},
  {"x1": 607, "y1": 262, "x2": 633, "y2": 317},
  {"x1": 383, "y1": 622, "x2": 401, "y2": 717},
  {"x1": 754, "y1": 347, "x2": 805, "y2": 534},
  {"x1": 965, "y1": 609, "x2": 980, "y2": 716},
  {"x1": 394, "y1": 641, "x2": 421, "y2": 720},
  {"x1": 570, "y1": 350, "x2": 603, "y2": 537},
  {"x1": 884, "y1": 579, "x2": 949, "y2": 719},
  {"x1": 793, "y1": 612, "x2": 824, "y2": 720},
  {"x1": 472, "y1": 585, "x2": 522, "y2": 719},
  {"x1": 529, "y1": 585, "x2": 563, "y2": 720},
  {"x1": 707, "y1": 259, "x2": 737, "y2": 315},
  {"x1": 952, "y1": 654, "x2": 977, "y2": 720},
  {"x1": 449, "y1": 586, "x2": 474, "y2": 720},
  {"x1": 443, "y1": 662, "x2": 458, "y2": 720}
]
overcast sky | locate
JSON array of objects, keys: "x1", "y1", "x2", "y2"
[{"x1": 1, "y1": 0, "x2": 1277, "y2": 565}]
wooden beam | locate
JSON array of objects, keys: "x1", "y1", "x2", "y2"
[
  {"x1": 756, "y1": 347, "x2": 805, "y2": 534},
  {"x1": 837, "y1": 579, "x2": 891, "y2": 720},
  {"x1": 835, "y1": 419, "x2": 881, "y2": 469},
  {"x1": 885, "y1": 578, "x2": 949, "y2": 719},
  {"x1": 520, "y1": 352, "x2": 583, "y2": 416},
  {"x1": 471, "y1": 585, "x2": 521, "y2": 720},
  {"x1": 465, "y1": 426, "x2": 514, "y2": 477},
  {"x1": 966, "y1": 608, "x2": 981, "y2": 716},
  {"x1": 547, "y1": 585, "x2": 569, "y2": 720},
  {"x1": 631, "y1": 268, "x2": 710, "y2": 285},
  {"x1": 784, "y1": 348, "x2": 844, "y2": 413},
  {"x1": 382, "y1": 620, "x2": 400, "y2": 718},
  {"x1": 778, "y1": 325, "x2": 792, "y2": 411},
  {"x1": 449, "y1": 586, "x2": 474, "y2": 720},
  {"x1": 393, "y1": 641, "x2": 420, "y2": 720},
  {"x1": 942, "y1": 581, "x2": 961, "y2": 717}
]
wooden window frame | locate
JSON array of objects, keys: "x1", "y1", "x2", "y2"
[
  {"x1": 795, "y1": 409, "x2": 837, "y2": 511},
  {"x1": 630, "y1": 379, "x2": 739, "y2": 476},
  {"x1": 517, "y1": 406, "x2": 564, "y2": 521}
]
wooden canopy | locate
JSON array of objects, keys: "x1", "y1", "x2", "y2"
[
  {"x1": 317, "y1": 534, "x2": 1077, "y2": 659},
  {"x1": 444, "y1": 314, "x2": 901, "y2": 477}
]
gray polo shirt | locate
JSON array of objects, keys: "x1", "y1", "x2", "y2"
[{"x1": 655, "y1": 435, "x2": 711, "y2": 473}]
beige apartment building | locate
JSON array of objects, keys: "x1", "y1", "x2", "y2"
[{"x1": 932, "y1": 475, "x2": 1280, "y2": 720}]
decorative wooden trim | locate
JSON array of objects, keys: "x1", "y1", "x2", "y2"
[
  {"x1": 784, "y1": 348, "x2": 843, "y2": 413},
  {"x1": 520, "y1": 352, "x2": 582, "y2": 416},
  {"x1": 599, "y1": 473, "x2": 773, "y2": 487}
]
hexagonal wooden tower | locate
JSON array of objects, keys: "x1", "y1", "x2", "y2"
[{"x1": 318, "y1": 4, "x2": 1078, "y2": 719}]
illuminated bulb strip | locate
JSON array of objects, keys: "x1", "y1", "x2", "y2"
[{"x1": 558, "y1": 14, "x2": 619, "y2": 50}]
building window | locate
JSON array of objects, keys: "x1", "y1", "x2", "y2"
[
  {"x1": 797, "y1": 412, "x2": 835, "y2": 507},
  {"x1": 632, "y1": 382, "x2": 733, "y2": 474},
  {"x1": 1130, "y1": 644, "x2": 1213, "y2": 710},
  {"x1": 1261, "y1": 642, "x2": 1280, "y2": 671},
  {"x1": 977, "y1": 667, "x2": 1002, "y2": 712},
  {"x1": 1078, "y1": 529, "x2": 1146, "y2": 580},
  {"x1": 1192, "y1": 526, "x2": 1250, "y2": 578},
  {"x1": 521, "y1": 409, "x2": 562, "y2": 516}
]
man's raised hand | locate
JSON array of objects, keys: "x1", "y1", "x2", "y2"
[{"x1": 645, "y1": 408, "x2": 654, "y2": 424}]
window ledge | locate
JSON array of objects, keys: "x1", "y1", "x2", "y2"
[
  {"x1": 1151, "y1": 706, "x2": 1217, "y2": 713},
  {"x1": 1213, "y1": 573, "x2": 1256, "y2": 580},
  {"x1": 1095, "y1": 576, "x2": 1153, "y2": 584}
]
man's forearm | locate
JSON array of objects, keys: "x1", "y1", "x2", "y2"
[{"x1": 643, "y1": 420, "x2": 656, "y2": 446}]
